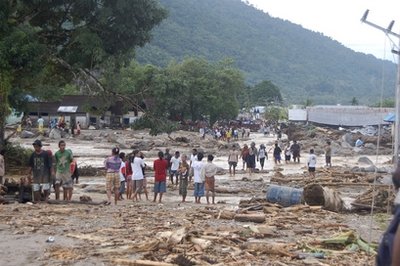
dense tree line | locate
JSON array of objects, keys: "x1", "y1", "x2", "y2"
[{"x1": 0, "y1": 0, "x2": 167, "y2": 149}]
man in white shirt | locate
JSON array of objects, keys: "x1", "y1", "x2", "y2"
[
  {"x1": 189, "y1": 148, "x2": 198, "y2": 183},
  {"x1": 192, "y1": 152, "x2": 205, "y2": 204},
  {"x1": 169, "y1": 151, "x2": 180, "y2": 186},
  {"x1": 131, "y1": 150, "x2": 145, "y2": 201},
  {"x1": 307, "y1": 149, "x2": 317, "y2": 178}
]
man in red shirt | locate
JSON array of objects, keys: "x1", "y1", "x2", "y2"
[{"x1": 153, "y1": 151, "x2": 169, "y2": 203}]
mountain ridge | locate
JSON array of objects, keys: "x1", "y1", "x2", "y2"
[{"x1": 136, "y1": 0, "x2": 397, "y2": 105}]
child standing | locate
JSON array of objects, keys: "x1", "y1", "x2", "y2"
[
  {"x1": 284, "y1": 145, "x2": 291, "y2": 164},
  {"x1": 257, "y1": 144, "x2": 267, "y2": 171},
  {"x1": 118, "y1": 153, "x2": 126, "y2": 200},
  {"x1": 179, "y1": 154, "x2": 189, "y2": 202}
]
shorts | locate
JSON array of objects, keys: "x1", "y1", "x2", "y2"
[
  {"x1": 56, "y1": 172, "x2": 73, "y2": 188},
  {"x1": 106, "y1": 172, "x2": 120, "y2": 191},
  {"x1": 205, "y1": 176, "x2": 215, "y2": 191},
  {"x1": 194, "y1": 182, "x2": 205, "y2": 197},
  {"x1": 308, "y1": 167, "x2": 316, "y2": 172},
  {"x1": 154, "y1": 181, "x2": 166, "y2": 193},
  {"x1": 274, "y1": 154, "x2": 281, "y2": 161},
  {"x1": 169, "y1": 170, "x2": 178, "y2": 176},
  {"x1": 292, "y1": 151, "x2": 300, "y2": 158},
  {"x1": 228, "y1": 161, "x2": 237, "y2": 167},
  {"x1": 325, "y1": 156, "x2": 331, "y2": 164},
  {"x1": 32, "y1": 183, "x2": 51, "y2": 192},
  {"x1": 133, "y1": 179, "x2": 144, "y2": 193},
  {"x1": 285, "y1": 155, "x2": 291, "y2": 161}
]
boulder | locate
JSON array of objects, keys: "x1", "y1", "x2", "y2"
[
  {"x1": 358, "y1": 157, "x2": 374, "y2": 165},
  {"x1": 49, "y1": 129, "x2": 62, "y2": 139},
  {"x1": 20, "y1": 130, "x2": 35, "y2": 138}
]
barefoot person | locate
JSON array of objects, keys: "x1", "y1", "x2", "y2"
[
  {"x1": 104, "y1": 147, "x2": 121, "y2": 205},
  {"x1": 325, "y1": 141, "x2": 332, "y2": 167},
  {"x1": 179, "y1": 154, "x2": 190, "y2": 202},
  {"x1": 153, "y1": 151, "x2": 169, "y2": 203},
  {"x1": 28, "y1": 140, "x2": 52, "y2": 203},
  {"x1": 307, "y1": 149, "x2": 317, "y2": 178},
  {"x1": 55, "y1": 140, "x2": 74, "y2": 200},
  {"x1": 204, "y1": 154, "x2": 218, "y2": 205},
  {"x1": 131, "y1": 150, "x2": 145, "y2": 201},
  {"x1": 228, "y1": 145, "x2": 239, "y2": 177},
  {"x1": 169, "y1": 151, "x2": 180, "y2": 186},
  {"x1": 192, "y1": 152, "x2": 205, "y2": 204}
]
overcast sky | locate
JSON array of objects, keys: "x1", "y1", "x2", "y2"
[{"x1": 246, "y1": 0, "x2": 400, "y2": 61}]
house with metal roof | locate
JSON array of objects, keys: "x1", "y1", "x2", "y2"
[{"x1": 25, "y1": 95, "x2": 140, "y2": 129}]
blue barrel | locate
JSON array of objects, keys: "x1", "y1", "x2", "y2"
[{"x1": 266, "y1": 185, "x2": 303, "y2": 207}]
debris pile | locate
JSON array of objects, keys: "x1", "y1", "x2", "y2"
[{"x1": 352, "y1": 186, "x2": 395, "y2": 212}]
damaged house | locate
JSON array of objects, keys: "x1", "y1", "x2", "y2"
[{"x1": 25, "y1": 95, "x2": 141, "y2": 128}]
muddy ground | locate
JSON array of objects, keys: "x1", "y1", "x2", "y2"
[{"x1": 0, "y1": 127, "x2": 395, "y2": 265}]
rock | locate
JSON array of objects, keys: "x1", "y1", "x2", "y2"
[
  {"x1": 343, "y1": 133, "x2": 354, "y2": 146},
  {"x1": 358, "y1": 157, "x2": 374, "y2": 165},
  {"x1": 362, "y1": 165, "x2": 377, "y2": 173},
  {"x1": 175, "y1": 137, "x2": 190, "y2": 143},
  {"x1": 49, "y1": 129, "x2": 62, "y2": 139},
  {"x1": 341, "y1": 141, "x2": 352, "y2": 148},
  {"x1": 20, "y1": 130, "x2": 36, "y2": 138},
  {"x1": 216, "y1": 166, "x2": 225, "y2": 175},
  {"x1": 99, "y1": 132, "x2": 109, "y2": 137},
  {"x1": 88, "y1": 126, "x2": 96, "y2": 130},
  {"x1": 80, "y1": 195, "x2": 93, "y2": 202},
  {"x1": 364, "y1": 143, "x2": 376, "y2": 149},
  {"x1": 82, "y1": 134, "x2": 94, "y2": 141}
]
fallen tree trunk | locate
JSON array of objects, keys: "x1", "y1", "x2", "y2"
[
  {"x1": 234, "y1": 213, "x2": 266, "y2": 223},
  {"x1": 303, "y1": 184, "x2": 344, "y2": 212}
]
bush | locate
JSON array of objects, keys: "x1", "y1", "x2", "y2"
[{"x1": 4, "y1": 142, "x2": 32, "y2": 167}]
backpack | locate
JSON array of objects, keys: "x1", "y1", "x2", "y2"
[{"x1": 377, "y1": 207, "x2": 400, "y2": 265}]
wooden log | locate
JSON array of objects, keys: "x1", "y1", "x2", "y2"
[
  {"x1": 217, "y1": 210, "x2": 235, "y2": 220},
  {"x1": 189, "y1": 237, "x2": 212, "y2": 249},
  {"x1": 234, "y1": 213, "x2": 266, "y2": 223},
  {"x1": 240, "y1": 242, "x2": 294, "y2": 257},
  {"x1": 112, "y1": 259, "x2": 175, "y2": 266},
  {"x1": 303, "y1": 184, "x2": 344, "y2": 212},
  {"x1": 47, "y1": 199, "x2": 107, "y2": 206}
]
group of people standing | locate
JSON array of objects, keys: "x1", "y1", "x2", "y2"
[
  {"x1": 104, "y1": 147, "x2": 219, "y2": 205},
  {"x1": 27, "y1": 139, "x2": 78, "y2": 203},
  {"x1": 228, "y1": 139, "x2": 332, "y2": 178}
]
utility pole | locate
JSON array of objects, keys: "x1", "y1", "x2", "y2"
[{"x1": 361, "y1": 10, "x2": 400, "y2": 168}]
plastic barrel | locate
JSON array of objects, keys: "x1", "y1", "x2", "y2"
[{"x1": 266, "y1": 185, "x2": 303, "y2": 207}]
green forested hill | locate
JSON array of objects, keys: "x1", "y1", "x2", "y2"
[{"x1": 136, "y1": 0, "x2": 397, "y2": 105}]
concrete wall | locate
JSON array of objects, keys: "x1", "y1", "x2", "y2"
[
  {"x1": 288, "y1": 109, "x2": 307, "y2": 121},
  {"x1": 307, "y1": 106, "x2": 394, "y2": 126}
]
